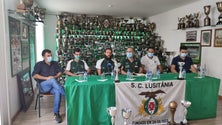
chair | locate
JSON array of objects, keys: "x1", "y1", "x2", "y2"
[{"x1": 34, "y1": 82, "x2": 53, "y2": 117}]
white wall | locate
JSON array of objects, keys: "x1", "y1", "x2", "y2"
[
  {"x1": 44, "y1": 15, "x2": 57, "y2": 60},
  {"x1": 0, "y1": 0, "x2": 11, "y2": 124},
  {"x1": 0, "y1": 0, "x2": 20, "y2": 125},
  {"x1": 149, "y1": 0, "x2": 222, "y2": 95}
]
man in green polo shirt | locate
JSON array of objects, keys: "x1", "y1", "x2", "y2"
[
  {"x1": 65, "y1": 48, "x2": 90, "y2": 76},
  {"x1": 120, "y1": 47, "x2": 143, "y2": 75}
]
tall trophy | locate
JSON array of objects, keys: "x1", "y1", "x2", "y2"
[
  {"x1": 178, "y1": 62, "x2": 185, "y2": 80},
  {"x1": 203, "y1": 5, "x2": 211, "y2": 26},
  {"x1": 107, "y1": 107, "x2": 117, "y2": 125},
  {"x1": 115, "y1": 68, "x2": 120, "y2": 83},
  {"x1": 181, "y1": 100, "x2": 191, "y2": 125},
  {"x1": 168, "y1": 101, "x2": 178, "y2": 125},
  {"x1": 122, "y1": 108, "x2": 132, "y2": 125},
  {"x1": 216, "y1": 2, "x2": 222, "y2": 25}
]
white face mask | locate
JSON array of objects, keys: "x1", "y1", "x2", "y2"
[
  {"x1": 47, "y1": 56, "x2": 52, "y2": 63},
  {"x1": 180, "y1": 53, "x2": 187, "y2": 58},
  {"x1": 147, "y1": 52, "x2": 154, "y2": 58},
  {"x1": 126, "y1": 52, "x2": 133, "y2": 58}
]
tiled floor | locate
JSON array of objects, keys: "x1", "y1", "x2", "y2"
[{"x1": 12, "y1": 95, "x2": 222, "y2": 125}]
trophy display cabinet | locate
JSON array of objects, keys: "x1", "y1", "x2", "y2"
[{"x1": 55, "y1": 14, "x2": 167, "y2": 84}]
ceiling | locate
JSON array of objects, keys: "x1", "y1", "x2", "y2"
[{"x1": 36, "y1": 0, "x2": 200, "y2": 17}]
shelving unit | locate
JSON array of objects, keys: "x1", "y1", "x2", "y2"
[{"x1": 55, "y1": 14, "x2": 167, "y2": 84}]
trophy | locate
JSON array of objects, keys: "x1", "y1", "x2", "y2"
[
  {"x1": 122, "y1": 108, "x2": 132, "y2": 125},
  {"x1": 216, "y1": 2, "x2": 222, "y2": 25},
  {"x1": 115, "y1": 68, "x2": 120, "y2": 83},
  {"x1": 107, "y1": 107, "x2": 117, "y2": 125},
  {"x1": 193, "y1": 12, "x2": 199, "y2": 27},
  {"x1": 181, "y1": 100, "x2": 191, "y2": 125},
  {"x1": 168, "y1": 101, "x2": 178, "y2": 125},
  {"x1": 178, "y1": 62, "x2": 185, "y2": 80},
  {"x1": 204, "y1": 5, "x2": 211, "y2": 26}
]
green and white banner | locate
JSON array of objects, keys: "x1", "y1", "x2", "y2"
[{"x1": 115, "y1": 80, "x2": 186, "y2": 124}]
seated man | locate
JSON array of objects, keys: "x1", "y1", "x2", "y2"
[
  {"x1": 96, "y1": 48, "x2": 118, "y2": 75},
  {"x1": 65, "y1": 48, "x2": 90, "y2": 76},
  {"x1": 120, "y1": 47, "x2": 143, "y2": 75},
  {"x1": 32, "y1": 49, "x2": 65, "y2": 123},
  {"x1": 171, "y1": 46, "x2": 197, "y2": 73},
  {"x1": 141, "y1": 47, "x2": 163, "y2": 73}
]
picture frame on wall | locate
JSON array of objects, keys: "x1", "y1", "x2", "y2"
[
  {"x1": 186, "y1": 31, "x2": 197, "y2": 42},
  {"x1": 8, "y1": 16, "x2": 22, "y2": 76},
  {"x1": 200, "y1": 29, "x2": 212, "y2": 47},
  {"x1": 180, "y1": 42, "x2": 201, "y2": 64},
  {"x1": 214, "y1": 28, "x2": 222, "y2": 47}
]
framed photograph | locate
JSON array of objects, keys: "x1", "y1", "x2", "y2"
[
  {"x1": 214, "y1": 28, "x2": 222, "y2": 47},
  {"x1": 17, "y1": 68, "x2": 34, "y2": 111},
  {"x1": 181, "y1": 42, "x2": 201, "y2": 64},
  {"x1": 201, "y1": 29, "x2": 212, "y2": 47},
  {"x1": 8, "y1": 16, "x2": 22, "y2": 76},
  {"x1": 186, "y1": 31, "x2": 197, "y2": 42}
]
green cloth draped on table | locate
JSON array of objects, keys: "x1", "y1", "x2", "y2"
[
  {"x1": 65, "y1": 76, "x2": 115, "y2": 125},
  {"x1": 64, "y1": 73, "x2": 220, "y2": 125}
]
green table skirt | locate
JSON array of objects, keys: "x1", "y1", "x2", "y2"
[{"x1": 65, "y1": 73, "x2": 220, "y2": 124}]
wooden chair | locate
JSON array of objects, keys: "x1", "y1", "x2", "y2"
[{"x1": 34, "y1": 82, "x2": 53, "y2": 117}]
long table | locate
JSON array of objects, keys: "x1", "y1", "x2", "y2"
[{"x1": 64, "y1": 73, "x2": 220, "y2": 125}]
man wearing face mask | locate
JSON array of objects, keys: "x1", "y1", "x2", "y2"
[
  {"x1": 32, "y1": 49, "x2": 65, "y2": 123},
  {"x1": 65, "y1": 48, "x2": 90, "y2": 76},
  {"x1": 141, "y1": 47, "x2": 163, "y2": 73},
  {"x1": 171, "y1": 46, "x2": 197, "y2": 73},
  {"x1": 96, "y1": 48, "x2": 118, "y2": 75},
  {"x1": 120, "y1": 47, "x2": 143, "y2": 75}
]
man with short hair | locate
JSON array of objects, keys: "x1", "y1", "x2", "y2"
[
  {"x1": 65, "y1": 48, "x2": 90, "y2": 76},
  {"x1": 32, "y1": 49, "x2": 65, "y2": 123},
  {"x1": 141, "y1": 47, "x2": 163, "y2": 73},
  {"x1": 96, "y1": 48, "x2": 118, "y2": 75},
  {"x1": 171, "y1": 46, "x2": 197, "y2": 73},
  {"x1": 120, "y1": 47, "x2": 143, "y2": 75}
]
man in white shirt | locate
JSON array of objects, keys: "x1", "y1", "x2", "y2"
[
  {"x1": 96, "y1": 48, "x2": 118, "y2": 75},
  {"x1": 65, "y1": 48, "x2": 90, "y2": 76},
  {"x1": 141, "y1": 47, "x2": 163, "y2": 74}
]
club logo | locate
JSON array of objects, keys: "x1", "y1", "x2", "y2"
[{"x1": 138, "y1": 90, "x2": 166, "y2": 116}]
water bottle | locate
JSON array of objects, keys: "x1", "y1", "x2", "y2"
[
  {"x1": 202, "y1": 65, "x2": 206, "y2": 78},
  {"x1": 83, "y1": 71, "x2": 87, "y2": 81},
  {"x1": 111, "y1": 70, "x2": 115, "y2": 79},
  {"x1": 146, "y1": 71, "x2": 152, "y2": 81},
  {"x1": 182, "y1": 69, "x2": 186, "y2": 79},
  {"x1": 126, "y1": 69, "x2": 131, "y2": 80},
  {"x1": 156, "y1": 70, "x2": 160, "y2": 79}
]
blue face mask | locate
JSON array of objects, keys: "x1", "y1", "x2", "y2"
[
  {"x1": 180, "y1": 53, "x2": 187, "y2": 58},
  {"x1": 126, "y1": 52, "x2": 133, "y2": 58},
  {"x1": 147, "y1": 52, "x2": 154, "y2": 58},
  {"x1": 47, "y1": 56, "x2": 52, "y2": 63},
  {"x1": 75, "y1": 55, "x2": 80, "y2": 60}
]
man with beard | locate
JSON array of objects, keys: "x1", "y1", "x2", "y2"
[{"x1": 96, "y1": 48, "x2": 118, "y2": 75}]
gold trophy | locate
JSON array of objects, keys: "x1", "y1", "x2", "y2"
[
  {"x1": 168, "y1": 101, "x2": 178, "y2": 125},
  {"x1": 216, "y1": 2, "x2": 222, "y2": 25},
  {"x1": 204, "y1": 5, "x2": 211, "y2": 26}
]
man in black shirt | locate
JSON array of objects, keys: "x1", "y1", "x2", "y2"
[
  {"x1": 32, "y1": 49, "x2": 65, "y2": 123},
  {"x1": 171, "y1": 46, "x2": 197, "y2": 73}
]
